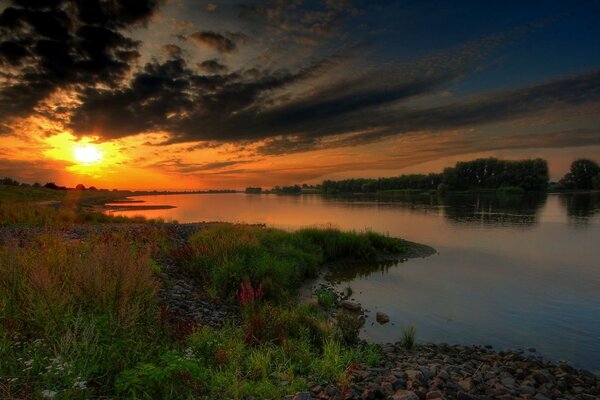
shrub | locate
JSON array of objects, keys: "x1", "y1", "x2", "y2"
[
  {"x1": 336, "y1": 310, "x2": 363, "y2": 345},
  {"x1": 316, "y1": 288, "x2": 336, "y2": 309}
]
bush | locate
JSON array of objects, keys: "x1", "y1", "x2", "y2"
[
  {"x1": 497, "y1": 186, "x2": 525, "y2": 196},
  {"x1": 316, "y1": 288, "x2": 336, "y2": 309},
  {"x1": 336, "y1": 310, "x2": 363, "y2": 345}
]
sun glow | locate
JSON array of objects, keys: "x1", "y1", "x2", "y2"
[{"x1": 74, "y1": 144, "x2": 103, "y2": 164}]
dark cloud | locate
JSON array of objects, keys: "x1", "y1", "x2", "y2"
[
  {"x1": 198, "y1": 59, "x2": 228, "y2": 73},
  {"x1": 0, "y1": 0, "x2": 161, "y2": 125},
  {"x1": 69, "y1": 56, "x2": 336, "y2": 139},
  {"x1": 188, "y1": 31, "x2": 246, "y2": 53}
]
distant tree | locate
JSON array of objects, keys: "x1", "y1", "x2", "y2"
[
  {"x1": 44, "y1": 182, "x2": 58, "y2": 189},
  {"x1": 20, "y1": 182, "x2": 30, "y2": 187},
  {"x1": 75, "y1": 183, "x2": 86, "y2": 190},
  {"x1": 88, "y1": 186, "x2": 98, "y2": 191},
  {"x1": 564, "y1": 159, "x2": 600, "y2": 190},
  {"x1": 592, "y1": 173, "x2": 600, "y2": 190},
  {"x1": 0, "y1": 177, "x2": 20, "y2": 186},
  {"x1": 32, "y1": 182, "x2": 41, "y2": 187},
  {"x1": 245, "y1": 187, "x2": 262, "y2": 194}
]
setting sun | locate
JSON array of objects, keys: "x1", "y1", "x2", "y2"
[{"x1": 74, "y1": 144, "x2": 103, "y2": 164}]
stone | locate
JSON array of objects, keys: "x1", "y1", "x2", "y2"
[
  {"x1": 518, "y1": 385, "x2": 536, "y2": 395},
  {"x1": 392, "y1": 390, "x2": 420, "y2": 400},
  {"x1": 293, "y1": 393, "x2": 312, "y2": 400},
  {"x1": 456, "y1": 392, "x2": 477, "y2": 400},
  {"x1": 340, "y1": 300, "x2": 361, "y2": 312},
  {"x1": 376, "y1": 311, "x2": 390, "y2": 324},
  {"x1": 458, "y1": 377, "x2": 474, "y2": 392},
  {"x1": 405, "y1": 370, "x2": 425, "y2": 383},
  {"x1": 425, "y1": 390, "x2": 445, "y2": 399}
]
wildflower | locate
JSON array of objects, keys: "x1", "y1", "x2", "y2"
[
  {"x1": 41, "y1": 390, "x2": 57, "y2": 398},
  {"x1": 72, "y1": 380, "x2": 87, "y2": 390},
  {"x1": 183, "y1": 347, "x2": 195, "y2": 359}
]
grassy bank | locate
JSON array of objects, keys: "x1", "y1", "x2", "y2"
[{"x1": 0, "y1": 202, "x2": 414, "y2": 398}]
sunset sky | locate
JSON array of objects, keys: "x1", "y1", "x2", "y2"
[{"x1": 0, "y1": 0, "x2": 599, "y2": 190}]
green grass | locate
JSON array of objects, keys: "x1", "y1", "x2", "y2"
[
  {"x1": 316, "y1": 288, "x2": 336, "y2": 309},
  {"x1": 0, "y1": 205, "x2": 401, "y2": 398},
  {"x1": 183, "y1": 224, "x2": 409, "y2": 301},
  {"x1": 116, "y1": 309, "x2": 377, "y2": 399}
]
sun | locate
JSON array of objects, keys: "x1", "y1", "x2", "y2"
[{"x1": 74, "y1": 144, "x2": 103, "y2": 164}]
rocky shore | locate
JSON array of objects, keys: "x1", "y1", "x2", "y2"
[{"x1": 293, "y1": 342, "x2": 599, "y2": 400}]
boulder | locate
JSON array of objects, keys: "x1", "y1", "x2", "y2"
[
  {"x1": 376, "y1": 311, "x2": 390, "y2": 324},
  {"x1": 340, "y1": 300, "x2": 361, "y2": 312}
]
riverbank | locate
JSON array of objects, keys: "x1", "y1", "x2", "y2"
[{"x1": 1, "y1": 197, "x2": 598, "y2": 398}]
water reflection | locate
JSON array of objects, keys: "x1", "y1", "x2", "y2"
[
  {"x1": 325, "y1": 260, "x2": 400, "y2": 283},
  {"x1": 559, "y1": 192, "x2": 600, "y2": 226},
  {"x1": 324, "y1": 192, "x2": 549, "y2": 228}
]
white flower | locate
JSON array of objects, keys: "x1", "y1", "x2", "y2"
[
  {"x1": 73, "y1": 380, "x2": 87, "y2": 390},
  {"x1": 41, "y1": 390, "x2": 57, "y2": 398},
  {"x1": 183, "y1": 347, "x2": 195, "y2": 359}
]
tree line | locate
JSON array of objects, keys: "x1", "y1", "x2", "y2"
[{"x1": 321, "y1": 158, "x2": 552, "y2": 193}]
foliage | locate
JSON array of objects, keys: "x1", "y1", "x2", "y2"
[
  {"x1": 560, "y1": 159, "x2": 600, "y2": 190},
  {"x1": 400, "y1": 325, "x2": 417, "y2": 349},
  {"x1": 593, "y1": 173, "x2": 600, "y2": 190},
  {"x1": 316, "y1": 288, "x2": 336, "y2": 309},
  {"x1": 0, "y1": 234, "x2": 166, "y2": 398},
  {"x1": 496, "y1": 186, "x2": 526, "y2": 196},
  {"x1": 184, "y1": 224, "x2": 407, "y2": 301},
  {"x1": 336, "y1": 310, "x2": 363, "y2": 345},
  {"x1": 118, "y1": 308, "x2": 376, "y2": 399},
  {"x1": 321, "y1": 157, "x2": 550, "y2": 193}
]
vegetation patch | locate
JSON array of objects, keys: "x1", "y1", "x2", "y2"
[{"x1": 182, "y1": 224, "x2": 408, "y2": 302}]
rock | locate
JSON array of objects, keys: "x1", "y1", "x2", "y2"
[
  {"x1": 457, "y1": 377, "x2": 474, "y2": 392},
  {"x1": 376, "y1": 311, "x2": 390, "y2": 324},
  {"x1": 340, "y1": 300, "x2": 361, "y2": 312},
  {"x1": 425, "y1": 390, "x2": 445, "y2": 399},
  {"x1": 405, "y1": 370, "x2": 425, "y2": 383},
  {"x1": 518, "y1": 385, "x2": 536, "y2": 395},
  {"x1": 392, "y1": 390, "x2": 420, "y2": 400},
  {"x1": 456, "y1": 392, "x2": 477, "y2": 400},
  {"x1": 293, "y1": 393, "x2": 311, "y2": 400}
]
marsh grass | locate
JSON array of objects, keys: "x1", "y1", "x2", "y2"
[{"x1": 184, "y1": 224, "x2": 408, "y2": 301}]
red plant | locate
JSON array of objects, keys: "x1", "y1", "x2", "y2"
[{"x1": 237, "y1": 281, "x2": 264, "y2": 306}]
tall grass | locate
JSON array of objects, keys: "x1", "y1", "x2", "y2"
[
  {"x1": 0, "y1": 201, "x2": 149, "y2": 226},
  {"x1": 184, "y1": 224, "x2": 408, "y2": 301},
  {"x1": 0, "y1": 234, "x2": 164, "y2": 397}
]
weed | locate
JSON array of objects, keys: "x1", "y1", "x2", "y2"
[{"x1": 400, "y1": 325, "x2": 417, "y2": 350}]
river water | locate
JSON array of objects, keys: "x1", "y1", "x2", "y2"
[{"x1": 106, "y1": 192, "x2": 600, "y2": 372}]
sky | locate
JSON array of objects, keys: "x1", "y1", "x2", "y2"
[{"x1": 0, "y1": 0, "x2": 599, "y2": 190}]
